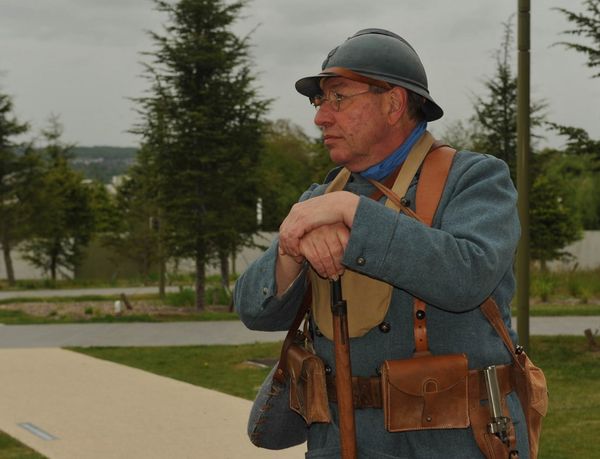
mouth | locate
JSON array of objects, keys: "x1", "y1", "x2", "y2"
[{"x1": 323, "y1": 134, "x2": 341, "y2": 144}]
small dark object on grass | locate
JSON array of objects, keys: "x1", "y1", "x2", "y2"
[
  {"x1": 120, "y1": 293, "x2": 133, "y2": 310},
  {"x1": 584, "y1": 329, "x2": 600, "y2": 352}
]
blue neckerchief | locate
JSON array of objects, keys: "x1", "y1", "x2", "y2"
[{"x1": 359, "y1": 121, "x2": 427, "y2": 181}]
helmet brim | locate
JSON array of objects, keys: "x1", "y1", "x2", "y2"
[{"x1": 295, "y1": 72, "x2": 443, "y2": 122}]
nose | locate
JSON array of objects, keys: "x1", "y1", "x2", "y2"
[{"x1": 314, "y1": 103, "x2": 334, "y2": 129}]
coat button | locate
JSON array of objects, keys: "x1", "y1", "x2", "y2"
[
  {"x1": 325, "y1": 364, "x2": 332, "y2": 375},
  {"x1": 416, "y1": 309, "x2": 426, "y2": 320},
  {"x1": 356, "y1": 256, "x2": 366, "y2": 266},
  {"x1": 378, "y1": 322, "x2": 391, "y2": 333}
]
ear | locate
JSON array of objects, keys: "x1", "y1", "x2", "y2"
[{"x1": 386, "y1": 87, "x2": 408, "y2": 124}]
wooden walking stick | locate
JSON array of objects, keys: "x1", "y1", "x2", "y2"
[{"x1": 330, "y1": 278, "x2": 357, "y2": 459}]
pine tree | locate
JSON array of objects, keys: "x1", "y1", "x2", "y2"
[
  {"x1": 22, "y1": 117, "x2": 96, "y2": 281},
  {"x1": 0, "y1": 91, "x2": 35, "y2": 285},
  {"x1": 470, "y1": 19, "x2": 546, "y2": 180},
  {"x1": 555, "y1": 0, "x2": 600, "y2": 78},
  {"x1": 137, "y1": 0, "x2": 269, "y2": 310},
  {"x1": 470, "y1": 19, "x2": 582, "y2": 266}
]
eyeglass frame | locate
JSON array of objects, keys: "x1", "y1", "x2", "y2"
[{"x1": 309, "y1": 88, "x2": 382, "y2": 112}]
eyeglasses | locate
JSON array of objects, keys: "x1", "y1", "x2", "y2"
[{"x1": 310, "y1": 89, "x2": 372, "y2": 112}]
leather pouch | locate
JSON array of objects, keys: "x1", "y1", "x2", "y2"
[
  {"x1": 287, "y1": 342, "x2": 331, "y2": 424},
  {"x1": 381, "y1": 353, "x2": 470, "y2": 432}
]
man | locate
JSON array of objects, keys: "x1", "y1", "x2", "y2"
[{"x1": 234, "y1": 29, "x2": 528, "y2": 458}]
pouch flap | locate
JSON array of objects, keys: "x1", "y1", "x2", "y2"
[
  {"x1": 383, "y1": 354, "x2": 468, "y2": 396},
  {"x1": 287, "y1": 344, "x2": 323, "y2": 382}
]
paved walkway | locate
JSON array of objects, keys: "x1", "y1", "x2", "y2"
[
  {"x1": 0, "y1": 322, "x2": 288, "y2": 348},
  {"x1": 1, "y1": 316, "x2": 597, "y2": 458},
  {"x1": 0, "y1": 316, "x2": 597, "y2": 349},
  {"x1": 0, "y1": 286, "x2": 178, "y2": 300},
  {"x1": 0, "y1": 348, "x2": 305, "y2": 458}
]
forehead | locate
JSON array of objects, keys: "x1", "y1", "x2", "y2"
[{"x1": 319, "y1": 76, "x2": 369, "y2": 92}]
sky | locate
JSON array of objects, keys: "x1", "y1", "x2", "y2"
[{"x1": 0, "y1": 0, "x2": 598, "y2": 149}]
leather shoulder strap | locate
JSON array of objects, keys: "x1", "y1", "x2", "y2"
[
  {"x1": 413, "y1": 145, "x2": 457, "y2": 354},
  {"x1": 416, "y1": 145, "x2": 456, "y2": 227}
]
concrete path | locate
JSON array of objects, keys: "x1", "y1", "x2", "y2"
[
  {"x1": 0, "y1": 286, "x2": 178, "y2": 300},
  {"x1": 0, "y1": 316, "x2": 597, "y2": 349},
  {"x1": 0, "y1": 322, "x2": 288, "y2": 348},
  {"x1": 0, "y1": 348, "x2": 306, "y2": 459}
]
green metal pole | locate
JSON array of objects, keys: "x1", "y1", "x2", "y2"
[{"x1": 516, "y1": 0, "x2": 531, "y2": 351}]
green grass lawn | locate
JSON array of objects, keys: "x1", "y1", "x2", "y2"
[
  {"x1": 0, "y1": 431, "x2": 47, "y2": 459},
  {"x1": 71, "y1": 336, "x2": 600, "y2": 459}
]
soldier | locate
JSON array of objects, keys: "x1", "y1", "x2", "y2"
[{"x1": 235, "y1": 28, "x2": 529, "y2": 458}]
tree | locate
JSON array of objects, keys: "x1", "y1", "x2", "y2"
[
  {"x1": 470, "y1": 18, "x2": 546, "y2": 180},
  {"x1": 543, "y1": 123, "x2": 600, "y2": 230},
  {"x1": 0, "y1": 90, "x2": 36, "y2": 285},
  {"x1": 21, "y1": 117, "x2": 96, "y2": 281},
  {"x1": 137, "y1": 0, "x2": 269, "y2": 310},
  {"x1": 103, "y1": 145, "x2": 164, "y2": 286},
  {"x1": 529, "y1": 173, "x2": 582, "y2": 270},
  {"x1": 469, "y1": 19, "x2": 584, "y2": 266},
  {"x1": 258, "y1": 119, "x2": 333, "y2": 231},
  {"x1": 555, "y1": 0, "x2": 600, "y2": 78}
]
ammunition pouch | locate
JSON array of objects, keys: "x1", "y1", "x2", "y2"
[
  {"x1": 381, "y1": 353, "x2": 469, "y2": 432},
  {"x1": 287, "y1": 341, "x2": 331, "y2": 424}
]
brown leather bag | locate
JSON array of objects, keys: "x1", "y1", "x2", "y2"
[
  {"x1": 481, "y1": 299, "x2": 548, "y2": 459},
  {"x1": 286, "y1": 335, "x2": 331, "y2": 424},
  {"x1": 381, "y1": 353, "x2": 470, "y2": 432}
]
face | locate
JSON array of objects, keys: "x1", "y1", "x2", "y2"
[{"x1": 314, "y1": 77, "x2": 397, "y2": 172}]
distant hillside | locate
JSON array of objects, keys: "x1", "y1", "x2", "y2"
[{"x1": 70, "y1": 146, "x2": 137, "y2": 183}]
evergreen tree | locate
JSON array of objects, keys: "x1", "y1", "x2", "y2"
[
  {"x1": 543, "y1": 123, "x2": 600, "y2": 229},
  {"x1": 470, "y1": 19, "x2": 546, "y2": 180},
  {"x1": 470, "y1": 19, "x2": 583, "y2": 266},
  {"x1": 137, "y1": 0, "x2": 269, "y2": 310},
  {"x1": 21, "y1": 117, "x2": 96, "y2": 281},
  {"x1": 0, "y1": 91, "x2": 36, "y2": 285},
  {"x1": 555, "y1": 0, "x2": 600, "y2": 78},
  {"x1": 104, "y1": 145, "x2": 164, "y2": 286}
]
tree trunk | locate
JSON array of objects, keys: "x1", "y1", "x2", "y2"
[
  {"x1": 1, "y1": 238, "x2": 16, "y2": 286},
  {"x1": 195, "y1": 251, "x2": 205, "y2": 312},
  {"x1": 159, "y1": 256, "x2": 166, "y2": 299},
  {"x1": 50, "y1": 256, "x2": 57, "y2": 281},
  {"x1": 219, "y1": 249, "x2": 230, "y2": 293},
  {"x1": 231, "y1": 245, "x2": 237, "y2": 278}
]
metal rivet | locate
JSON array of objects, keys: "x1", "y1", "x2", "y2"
[
  {"x1": 426, "y1": 416, "x2": 432, "y2": 422},
  {"x1": 416, "y1": 309, "x2": 426, "y2": 320},
  {"x1": 325, "y1": 364, "x2": 332, "y2": 375},
  {"x1": 401, "y1": 197, "x2": 410, "y2": 206},
  {"x1": 262, "y1": 287, "x2": 269, "y2": 295},
  {"x1": 356, "y1": 256, "x2": 366, "y2": 266},
  {"x1": 378, "y1": 322, "x2": 391, "y2": 333}
]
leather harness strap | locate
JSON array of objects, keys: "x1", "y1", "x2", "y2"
[{"x1": 413, "y1": 145, "x2": 456, "y2": 354}]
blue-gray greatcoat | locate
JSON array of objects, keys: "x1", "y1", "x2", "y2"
[{"x1": 234, "y1": 150, "x2": 529, "y2": 458}]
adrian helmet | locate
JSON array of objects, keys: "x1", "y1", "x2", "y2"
[{"x1": 295, "y1": 28, "x2": 443, "y2": 121}]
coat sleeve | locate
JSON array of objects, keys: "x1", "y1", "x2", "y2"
[
  {"x1": 233, "y1": 184, "x2": 321, "y2": 331},
  {"x1": 342, "y1": 152, "x2": 520, "y2": 311}
]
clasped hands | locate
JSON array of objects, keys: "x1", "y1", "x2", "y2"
[{"x1": 278, "y1": 191, "x2": 359, "y2": 280}]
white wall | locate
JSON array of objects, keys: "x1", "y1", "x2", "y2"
[{"x1": 547, "y1": 231, "x2": 600, "y2": 271}]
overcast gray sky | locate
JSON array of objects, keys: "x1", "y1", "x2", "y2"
[{"x1": 0, "y1": 0, "x2": 598, "y2": 149}]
